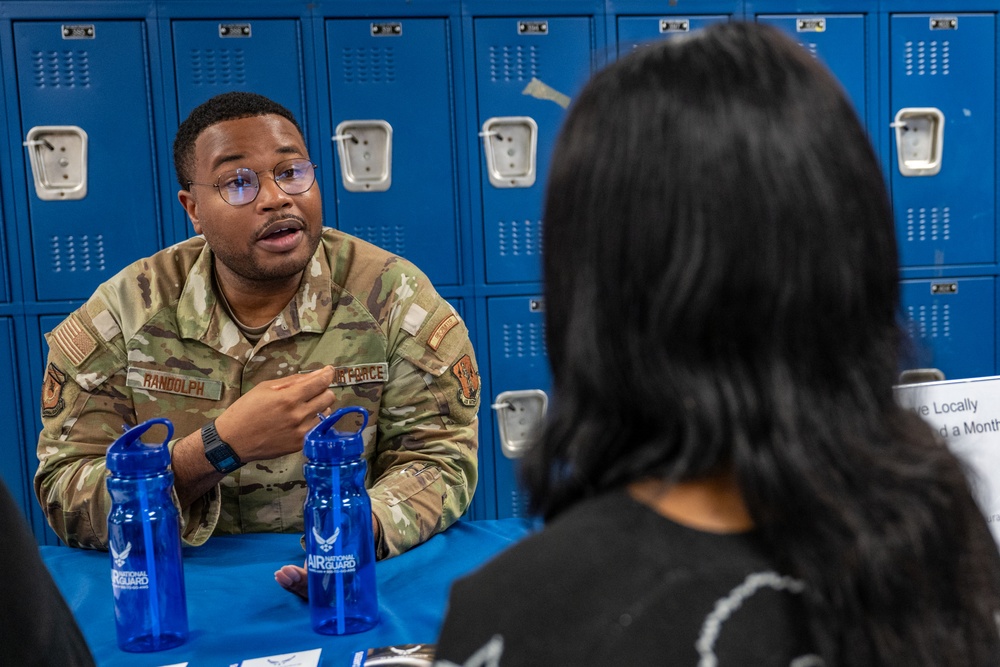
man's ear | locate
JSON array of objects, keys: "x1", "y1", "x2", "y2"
[{"x1": 178, "y1": 189, "x2": 202, "y2": 235}]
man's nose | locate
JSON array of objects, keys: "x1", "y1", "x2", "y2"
[{"x1": 254, "y1": 175, "x2": 293, "y2": 211}]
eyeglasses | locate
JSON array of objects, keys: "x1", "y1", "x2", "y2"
[{"x1": 187, "y1": 158, "x2": 317, "y2": 206}]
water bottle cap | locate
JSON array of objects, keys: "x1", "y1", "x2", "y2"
[
  {"x1": 106, "y1": 418, "x2": 174, "y2": 475},
  {"x1": 304, "y1": 407, "x2": 369, "y2": 463}
]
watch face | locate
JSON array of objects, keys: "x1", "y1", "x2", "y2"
[{"x1": 206, "y1": 444, "x2": 240, "y2": 472}]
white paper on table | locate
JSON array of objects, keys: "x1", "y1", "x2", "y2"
[{"x1": 240, "y1": 648, "x2": 322, "y2": 667}]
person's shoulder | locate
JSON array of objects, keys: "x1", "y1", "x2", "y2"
[
  {"x1": 322, "y1": 227, "x2": 432, "y2": 288},
  {"x1": 457, "y1": 495, "x2": 630, "y2": 589},
  {"x1": 90, "y1": 236, "x2": 206, "y2": 332},
  {"x1": 98, "y1": 237, "x2": 205, "y2": 305}
]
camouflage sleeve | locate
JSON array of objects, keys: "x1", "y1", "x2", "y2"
[
  {"x1": 34, "y1": 302, "x2": 219, "y2": 549},
  {"x1": 369, "y1": 291, "x2": 480, "y2": 559}
]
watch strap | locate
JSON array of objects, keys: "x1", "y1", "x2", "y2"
[{"x1": 201, "y1": 420, "x2": 242, "y2": 474}]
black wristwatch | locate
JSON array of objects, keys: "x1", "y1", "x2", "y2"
[{"x1": 201, "y1": 421, "x2": 243, "y2": 474}]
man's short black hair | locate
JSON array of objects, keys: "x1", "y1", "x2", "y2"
[{"x1": 173, "y1": 91, "x2": 303, "y2": 190}]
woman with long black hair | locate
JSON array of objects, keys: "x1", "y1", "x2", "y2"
[{"x1": 435, "y1": 21, "x2": 1000, "y2": 666}]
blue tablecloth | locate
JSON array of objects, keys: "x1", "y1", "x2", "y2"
[{"x1": 41, "y1": 518, "x2": 537, "y2": 666}]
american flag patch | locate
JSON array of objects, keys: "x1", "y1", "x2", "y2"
[{"x1": 51, "y1": 317, "x2": 98, "y2": 367}]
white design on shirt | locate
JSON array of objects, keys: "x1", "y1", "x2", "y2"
[
  {"x1": 434, "y1": 634, "x2": 504, "y2": 667},
  {"x1": 696, "y1": 570, "x2": 824, "y2": 667}
]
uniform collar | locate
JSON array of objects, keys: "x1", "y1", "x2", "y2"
[{"x1": 176, "y1": 237, "x2": 335, "y2": 357}]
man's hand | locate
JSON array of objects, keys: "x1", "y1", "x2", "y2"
[
  {"x1": 274, "y1": 563, "x2": 309, "y2": 600},
  {"x1": 215, "y1": 366, "x2": 336, "y2": 463},
  {"x1": 173, "y1": 366, "x2": 336, "y2": 508},
  {"x1": 275, "y1": 515, "x2": 382, "y2": 600}
]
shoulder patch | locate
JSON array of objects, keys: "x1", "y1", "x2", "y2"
[
  {"x1": 50, "y1": 316, "x2": 98, "y2": 366},
  {"x1": 451, "y1": 354, "x2": 481, "y2": 407},
  {"x1": 41, "y1": 363, "x2": 67, "y2": 418},
  {"x1": 428, "y1": 314, "x2": 460, "y2": 351},
  {"x1": 401, "y1": 303, "x2": 428, "y2": 336},
  {"x1": 91, "y1": 309, "x2": 122, "y2": 342}
]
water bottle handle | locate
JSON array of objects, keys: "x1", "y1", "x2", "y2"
[
  {"x1": 311, "y1": 406, "x2": 369, "y2": 440},
  {"x1": 119, "y1": 417, "x2": 174, "y2": 450}
]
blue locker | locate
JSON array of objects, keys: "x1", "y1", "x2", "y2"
[
  {"x1": 171, "y1": 19, "x2": 307, "y2": 126},
  {"x1": 0, "y1": 32, "x2": 7, "y2": 304},
  {"x1": 13, "y1": 20, "x2": 160, "y2": 301},
  {"x1": 325, "y1": 18, "x2": 462, "y2": 287},
  {"x1": 0, "y1": 317, "x2": 28, "y2": 515},
  {"x1": 0, "y1": 171, "x2": 8, "y2": 302},
  {"x1": 889, "y1": 13, "x2": 995, "y2": 268},
  {"x1": 756, "y1": 14, "x2": 869, "y2": 124},
  {"x1": 900, "y1": 277, "x2": 995, "y2": 381},
  {"x1": 487, "y1": 295, "x2": 550, "y2": 519},
  {"x1": 167, "y1": 17, "x2": 310, "y2": 242},
  {"x1": 473, "y1": 16, "x2": 595, "y2": 285},
  {"x1": 616, "y1": 15, "x2": 729, "y2": 55}
]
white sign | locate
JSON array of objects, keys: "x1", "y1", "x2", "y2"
[{"x1": 895, "y1": 375, "x2": 1000, "y2": 545}]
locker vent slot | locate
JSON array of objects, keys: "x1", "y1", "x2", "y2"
[
  {"x1": 906, "y1": 303, "x2": 951, "y2": 340},
  {"x1": 905, "y1": 206, "x2": 951, "y2": 242},
  {"x1": 340, "y1": 47, "x2": 396, "y2": 84},
  {"x1": 189, "y1": 49, "x2": 247, "y2": 86},
  {"x1": 350, "y1": 224, "x2": 405, "y2": 257},
  {"x1": 802, "y1": 42, "x2": 820, "y2": 59},
  {"x1": 488, "y1": 45, "x2": 540, "y2": 83},
  {"x1": 501, "y1": 321, "x2": 547, "y2": 359},
  {"x1": 903, "y1": 40, "x2": 951, "y2": 76},
  {"x1": 509, "y1": 489, "x2": 530, "y2": 518},
  {"x1": 50, "y1": 234, "x2": 106, "y2": 273},
  {"x1": 497, "y1": 219, "x2": 542, "y2": 257},
  {"x1": 31, "y1": 50, "x2": 91, "y2": 88}
]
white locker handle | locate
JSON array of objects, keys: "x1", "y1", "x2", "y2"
[
  {"x1": 23, "y1": 125, "x2": 89, "y2": 200},
  {"x1": 481, "y1": 116, "x2": 538, "y2": 188},
  {"x1": 892, "y1": 108, "x2": 944, "y2": 177},
  {"x1": 491, "y1": 389, "x2": 548, "y2": 459},
  {"x1": 333, "y1": 120, "x2": 392, "y2": 192}
]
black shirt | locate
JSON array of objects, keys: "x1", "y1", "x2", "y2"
[
  {"x1": 435, "y1": 491, "x2": 819, "y2": 666},
  {"x1": 0, "y1": 476, "x2": 95, "y2": 666}
]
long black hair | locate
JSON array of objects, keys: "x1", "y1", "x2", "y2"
[{"x1": 526, "y1": 21, "x2": 1000, "y2": 666}]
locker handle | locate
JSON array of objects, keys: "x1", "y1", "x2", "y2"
[
  {"x1": 333, "y1": 120, "x2": 392, "y2": 192},
  {"x1": 898, "y1": 368, "x2": 946, "y2": 385},
  {"x1": 892, "y1": 108, "x2": 944, "y2": 177},
  {"x1": 481, "y1": 116, "x2": 538, "y2": 188},
  {"x1": 492, "y1": 389, "x2": 548, "y2": 459},
  {"x1": 23, "y1": 125, "x2": 89, "y2": 201}
]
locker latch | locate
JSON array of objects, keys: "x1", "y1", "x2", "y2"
[
  {"x1": 491, "y1": 389, "x2": 548, "y2": 459},
  {"x1": 480, "y1": 116, "x2": 538, "y2": 188},
  {"x1": 333, "y1": 120, "x2": 392, "y2": 192},
  {"x1": 23, "y1": 126, "x2": 88, "y2": 200},
  {"x1": 892, "y1": 108, "x2": 944, "y2": 177}
]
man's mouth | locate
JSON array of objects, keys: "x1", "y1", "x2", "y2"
[
  {"x1": 257, "y1": 217, "x2": 305, "y2": 242},
  {"x1": 254, "y1": 217, "x2": 307, "y2": 251},
  {"x1": 262, "y1": 226, "x2": 298, "y2": 241}
]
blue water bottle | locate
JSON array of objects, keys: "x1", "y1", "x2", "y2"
[
  {"x1": 106, "y1": 418, "x2": 188, "y2": 652},
  {"x1": 304, "y1": 406, "x2": 379, "y2": 634}
]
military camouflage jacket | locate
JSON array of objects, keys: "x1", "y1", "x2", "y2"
[{"x1": 36, "y1": 229, "x2": 480, "y2": 559}]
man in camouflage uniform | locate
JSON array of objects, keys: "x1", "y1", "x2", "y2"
[{"x1": 35, "y1": 92, "x2": 479, "y2": 577}]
